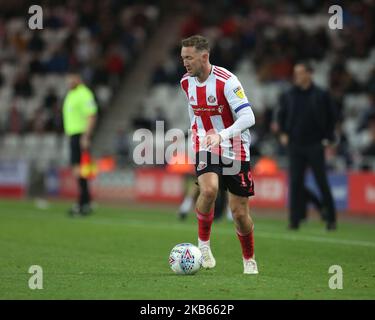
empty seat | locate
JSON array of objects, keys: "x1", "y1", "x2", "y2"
[
  {"x1": 22, "y1": 134, "x2": 42, "y2": 161},
  {"x1": 1, "y1": 134, "x2": 22, "y2": 159}
]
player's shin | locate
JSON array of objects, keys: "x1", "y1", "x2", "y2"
[
  {"x1": 236, "y1": 226, "x2": 255, "y2": 260},
  {"x1": 196, "y1": 207, "x2": 216, "y2": 269},
  {"x1": 196, "y1": 207, "x2": 214, "y2": 243}
]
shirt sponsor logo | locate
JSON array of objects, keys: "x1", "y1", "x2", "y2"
[
  {"x1": 233, "y1": 86, "x2": 245, "y2": 99},
  {"x1": 207, "y1": 95, "x2": 216, "y2": 103},
  {"x1": 197, "y1": 161, "x2": 207, "y2": 171},
  {"x1": 192, "y1": 105, "x2": 224, "y2": 114}
]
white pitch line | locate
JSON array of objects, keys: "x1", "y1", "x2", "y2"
[
  {"x1": 83, "y1": 217, "x2": 375, "y2": 249},
  {"x1": 3, "y1": 208, "x2": 374, "y2": 248},
  {"x1": 254, "y1": 231, "x2": 375, "y2": 248}
]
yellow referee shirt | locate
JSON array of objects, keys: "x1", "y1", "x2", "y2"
[{"x1": 63, "y1": 84, "x2": 98, "y2": 136}]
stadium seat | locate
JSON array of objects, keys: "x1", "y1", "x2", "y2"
[
  {"x1": 347, "y1": 58, "x2": 374, "y2": 84},
  {"x1": 2, "y1": 134, "x2": 22, "y2": 159},
  {"x1": 22, "y1": 134, "x2": 42, "y2": 161}
]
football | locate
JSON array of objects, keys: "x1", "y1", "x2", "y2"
[{"x1": 168, "y1": 243, "x2": 203, "y2": 275}]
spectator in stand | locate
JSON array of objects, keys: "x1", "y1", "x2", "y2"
[
  {"x1": 6, "y1": 102, "x2": 25, "y2": 134},
  {"x1": 44, "y1": 88, "x2": 59, "y2": 111},
  {"x1": 362, "y1": 115, "x2": 375, "y2": 157},
  {"x1": 29, "y1": 107, "x2": 47, "y2": 133},
  {"x1": 357, "y1": 94, "x2": 375, "y2": 132},
  {"x1": 13, "y1": 72, "x2": 33, "y2": 98},
  {"x1": 132, "y1": 105, "x2": 152, "y2": 131}
]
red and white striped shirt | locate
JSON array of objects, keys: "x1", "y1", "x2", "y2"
[{"x1": 180, "y1": 65, "x2": 254, "y2": 161}]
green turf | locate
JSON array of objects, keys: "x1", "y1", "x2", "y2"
[{"x1": 0, "y1": 199, "x2": 374, "y2": 300}]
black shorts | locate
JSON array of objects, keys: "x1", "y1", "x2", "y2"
[
  {"x1": 195, "y1": 151, "x2": 255, "y2": 198},
  {"x1": 70, "y1": 134, "x2": 82, "y2": 165}
]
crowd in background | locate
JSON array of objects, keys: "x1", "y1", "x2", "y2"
[
  {"x1": 1, "y1": 0, "x2": 375, "y2": 170},
  {"x1": 0, "y1": 0, "x2": 160, "y2": 135},
  {"x1": 146, "y1": 0, "x2": 375, "y2": 169}
]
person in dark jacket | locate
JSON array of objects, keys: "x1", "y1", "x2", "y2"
[{"x1": 277, "y1": 62, "x2": 337, "y2": 231}]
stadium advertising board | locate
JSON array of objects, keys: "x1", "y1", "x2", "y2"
[
  {"x1": 48, "y1": 168, "x2": 375, "y2": 215},
  {"x1": 348, "y1": 173, "x2": 375, "y2": 215},
  {"x1": 250, "y1": 172, "x2": 287, "y2": 208},
  {"x1": 135, "y1": 168, "x2": 184, "y2": 203},
  {"x1": 305, "y1": 172, "x2": 349, "y2": 211},
  {"x1": 0, "y1": 159, "x2": 29, "y2": 198}
]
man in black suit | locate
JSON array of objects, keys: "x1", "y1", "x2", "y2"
[{"x1": 277, "y1": 62, "x2": 337, "y2": 231}]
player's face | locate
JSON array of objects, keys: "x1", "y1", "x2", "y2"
[
  {"x1": 294, "y1": 65, "x2": 312, "y2": 88},
  {"x1": 66, "y1": 74, "x2": 81, "y2": 89},
  {"x1": 181, "y1": 46, "x2": 207, "y2": 77}
]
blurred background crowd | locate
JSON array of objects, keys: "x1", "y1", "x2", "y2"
[
  {"x1": 148, "y1": 0, "x2": 375, "y2": 171},
  {"x1": 0, "y1": 0, "x2": 159, "y2": 169},
  {"x1": 0, "y1": 0, "x2": 374, "y2": 172}
]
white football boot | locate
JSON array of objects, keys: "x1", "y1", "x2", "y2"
[
  {"x1": 199, "y1": 244, "x2": 216, "y2": 269},
  {"x1": 243, "y1": 257, "x2": 259, "y2": 274}
]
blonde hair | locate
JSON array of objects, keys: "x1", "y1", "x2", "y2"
[{"x1": 181, "y1": 35, "x2": 210, "y2": 52}]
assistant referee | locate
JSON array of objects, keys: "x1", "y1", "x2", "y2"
[{"x1": 63, "y1": 71, "x2": 97, "y2": 216}]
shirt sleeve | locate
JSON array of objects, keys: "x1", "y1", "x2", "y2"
[
  {"x1": 223, "y1": 76, "x2": 252, "y2": 114},
  {"x1": 81, "y1": 89, "x2": 98, "y2": 116},
  {"x1": 219, "y1": 76, "x2": 255, "y2": 141},
  {"x1": 219, "y1": 106, "x2": 255, "y2": 141}
]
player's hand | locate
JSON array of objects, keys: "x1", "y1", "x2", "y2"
[
  {"x1": 203, "y1": 133, "x2": 222, "y2": 149},
  {"x1": 280, "y1": 133, "x2": 288, "y2": 146},
  {"x1": 80, "y1": 134, "x2": 91, "y2": 150}
]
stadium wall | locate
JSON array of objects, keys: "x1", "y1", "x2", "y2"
[
  {"x1": 0, "y1": 160, "x2": 29, "y2": 198},
  {"x1": 43, "y1": 167, "x2": 375, "y2": 216},
  {"x1": 0, "y1": 160, "x2": 374, "y2": 215}
]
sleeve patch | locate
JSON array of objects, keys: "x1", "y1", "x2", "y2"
[{"x1": 233, "y1": 86, "x2": 245, "y2": 99}]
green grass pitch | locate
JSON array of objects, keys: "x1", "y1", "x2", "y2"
[{"x1": 0, "y1": 199, "x2": 374, "y2": 300}]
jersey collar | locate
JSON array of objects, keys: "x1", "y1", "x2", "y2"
[{"x1": 194, "y1": 65, "x2": 213, "y2": 87}]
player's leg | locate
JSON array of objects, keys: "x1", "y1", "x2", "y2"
[
  {"x1": 196, "y1": 172, "x2": 219, "y2": 268},
  {"x1": 213, "y1": 176, "x2": 227, "y2": 221},
  {"x1": 196, "y1": 172, "x2": 218, "y2": 213},
  {"x1": 223, "y1": 159, "x2": 258, "y2": 274},
  {"x1": 228, "y1": 192, "x2": 258, "y2": 274}
]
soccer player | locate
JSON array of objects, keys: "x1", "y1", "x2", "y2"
[
  {"x1": 180, "y1": 35, "x2": 258, "y2": 274},
  {"x1": 62, "y1": 71, "x2": 97, "y2": 216}
]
